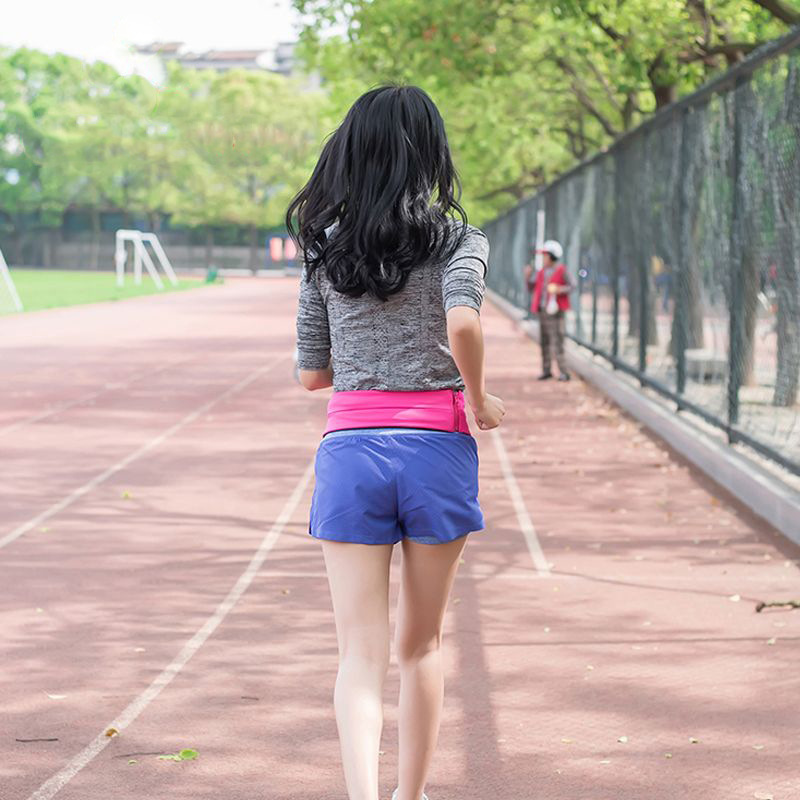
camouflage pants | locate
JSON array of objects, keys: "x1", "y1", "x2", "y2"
[{"x1": 538, "y1": 310, "x2": 568, "y2": 375}]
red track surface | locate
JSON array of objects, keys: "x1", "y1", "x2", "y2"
[{"x1": 2, "y1": 279, "x2": 798, "y2": 800}]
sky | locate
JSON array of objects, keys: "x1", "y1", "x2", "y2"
[{"x1": 2, "y1": 0, "x2": 301, "y2": 81}]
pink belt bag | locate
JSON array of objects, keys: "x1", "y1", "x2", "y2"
[{"x1": 324, "y1": 388, "x2": 471, "y2": 436}]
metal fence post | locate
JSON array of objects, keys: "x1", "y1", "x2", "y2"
[
  {"x1": 611, "y1": 157, "x2": 621, "y2": 362},
  {"x1": 675, "y1": 108, "x2": 690, "y2": 399},
  {"x1": 728, "y1": 78, "x2": 746, "y2": 434},
  {"x1": 638, "y1": 247, "x2": 648, "y2": 377}
]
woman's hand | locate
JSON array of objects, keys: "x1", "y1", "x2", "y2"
[{"x1": 469, "y1": 392, "x2": 506, "y2": 430}]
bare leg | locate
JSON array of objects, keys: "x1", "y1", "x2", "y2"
[
  {"x1": 320, "y1": 539, "x2": 395, "y2": 800},
  {"x1": 394, "y1": 535, "x2": 469, "y2": 800}
]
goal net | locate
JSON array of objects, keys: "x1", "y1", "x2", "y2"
[
  {"x1": 0, "y1": 248, "x2": 23, "y2": 313},
  {"x1": 115, "y1": 229, "x2": 179, "y2": 289}
]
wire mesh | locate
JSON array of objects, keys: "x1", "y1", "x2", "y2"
[{"x1": 483, "y1": 40, "x2": 800, "y2": 476}]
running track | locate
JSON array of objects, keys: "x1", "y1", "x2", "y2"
[{"x1": 2, "y1": 278, "x2": 798, "y2": 800}]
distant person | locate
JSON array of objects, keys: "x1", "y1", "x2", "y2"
[
  {"x1": 523, "y1": 239, "x2": 572, "y2": 381},
  {"x1": 289, "y1": 85, "x2": 505, "y2": 800}
]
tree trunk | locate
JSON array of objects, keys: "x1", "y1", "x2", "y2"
[
  {"x1": 739, "y1": 240, "x2": 760, "y2": 386},
  {"x1": 90, "y1": 207, "x2": 101, "y2": 270},
  {"x1": 42, "y1": 226, "x2": 53, "y2": 268},
  {"x1": 668, "y1": 251, "x2": 705, "y2": 355},
  {"x1": 11, "y1": 214, "x2": 24, "y2": 264},
  {"x1": 771, "y1": 58, "x2": 799, "y2": 407},
  {"x1": 773, "y1": 250, "x2": 799, "y2": 407},
  {"x1": 248, "y1": 224, "x2": 259, "y2": 273},
  {"x1": 652, "y1": 83, "x2": 677, "y2": 109},
  {"x1": 205, "y1": 227, "x2": 214, "y2": 269}
]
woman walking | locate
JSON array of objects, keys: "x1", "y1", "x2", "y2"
[{"x1": 288, "y1": 84, "x2": 505, "y2": 800}]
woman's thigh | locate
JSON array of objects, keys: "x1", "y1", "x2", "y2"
[
  {"x1": 394, "y1": 536, "x2": 468, "y2": 660},
  {"x1": 320, "y1": 539, "x2": 395, "y2": 661}
]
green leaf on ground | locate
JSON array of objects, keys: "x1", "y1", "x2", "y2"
[{"x1": 158, "y1": 748, "x2": 199, "y2": 762}]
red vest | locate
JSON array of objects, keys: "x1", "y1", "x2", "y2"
[{"x1": 530, "y1": 263, "x2": 571, "y2": 313}]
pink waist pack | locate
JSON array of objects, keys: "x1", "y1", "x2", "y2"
[{"x1": 324, "y1": 388, "x2": 471, "y2": 436}]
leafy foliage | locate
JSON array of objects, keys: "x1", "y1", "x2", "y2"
[{"x1": 293, "y1": 0, "x2": 799, "y2": 222}]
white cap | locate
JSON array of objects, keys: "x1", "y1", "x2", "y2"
[{"x1": 536, "y1": 239, "x2": 563, "y2": 260}]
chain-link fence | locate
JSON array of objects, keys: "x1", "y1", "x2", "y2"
[{"x1": 483, "y1": 29, "x2": 800, "y2": 477}]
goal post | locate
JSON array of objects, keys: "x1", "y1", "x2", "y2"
[
  {"x1": 0, "y1": 248, "x2": 23, "y2": 312},
  {"x1": 115, "y1": 229, "x2": 179, "y2": 289}
]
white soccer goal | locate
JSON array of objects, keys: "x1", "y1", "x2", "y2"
[
  {"x1": 0, "y1": 248, "x2": 23, "y2": 313},
  {"x1": 115, "y1": 229, "x2": 178, "y2": 289}
]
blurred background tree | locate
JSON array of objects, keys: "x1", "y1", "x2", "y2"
[
  {"x1": 293, "y1": 0, "x2": 799, "y2": 222},
  {"x1": 1, "y1": 0, "x2": 798, "y2": 242}
]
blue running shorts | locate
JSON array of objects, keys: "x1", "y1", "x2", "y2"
[{"x1": 309, "y1": 427, "x2": 485, "y2": 545}]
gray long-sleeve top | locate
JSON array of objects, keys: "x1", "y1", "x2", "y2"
[{"x1": 295, "y1": 223, "x2": 489, "y2": 392}]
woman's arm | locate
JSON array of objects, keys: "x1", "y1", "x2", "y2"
[
  {"x1": 446, "y1": 306, "x2": 486, "y2": 407},
  {"x1": 295, "y1": 266, "x2": 333, "y2": 392},
  {"x1": 442, "y1": 227, "x2": 505, "y2": 429},
  {"x1": 298, "y1": 365, "x2": 333, "y2": 390}
]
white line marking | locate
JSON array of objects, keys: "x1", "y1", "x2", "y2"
[
  {"x1": 0, "y1": 358, "x2": 191, "y2": 438},
  {"x1": 490, "y1": 428, "x2": 551, "y2": 576},
  {"x1": 27, "y1": 457, "x2": 315, "y2": 800},
  {"x1": 0, "y1": 360, "x2": 281, "y2": 551}
]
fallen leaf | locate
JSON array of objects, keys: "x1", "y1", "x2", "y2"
[
  {"x1": 39, "y1": 527, "x2": 50, "y2": 533},
  {"x1": 561, "y1": 738, "x2": 573, "y2": 744},
  {"x1": 664, "y1": 752, "x2": 673, "y2": 758},
  {"x1": 122, "y1": 490, "x2": 132, "y2": 499},
  {"x1": 128, "y1": 759, "x2": 137, "y2": 765},
  {"x1": 281, "y1": 589, "x2": 290, "y2": 595},
  {"x1": 105, "y1": 728, "x2": 119, "y2": 738},
  {"x1": 766, "y1": 637, "x2": 776, "y2": 646},
  {"x1": 617, "y1": 736, "x2": 628, "y2": 743},
  {"x1": 689, "y1": 737, "x2": 699, "y2": 744}
]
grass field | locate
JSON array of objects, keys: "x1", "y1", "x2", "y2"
[{"x1": 2, "y1": 269, "x2": 213, "y2": 313}]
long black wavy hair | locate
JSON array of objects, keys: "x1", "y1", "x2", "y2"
[{"x1": 286, "y1": 84, "x2": 468, "y2": 301}]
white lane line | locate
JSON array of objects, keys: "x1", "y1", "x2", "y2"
[
  {"x1": 0, "y1": 359, "x2": 282, "y2": 551},
  {"x1": 490, "y1": 428, "x2": 551, "y2": 576},
  {"x1": 27, "y1": 457, "x2": 315, "y2": 800},
  {"x1": 0, "y1": 358, "x2": 192, "y2": 438}
]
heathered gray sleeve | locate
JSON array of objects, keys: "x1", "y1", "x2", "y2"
[
  {"x1": 295, "y1": 266, "x2": 331, "y2": 369},
  {"x1": 442, "y1": 226, "x2": 489, "y2": 313}
]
